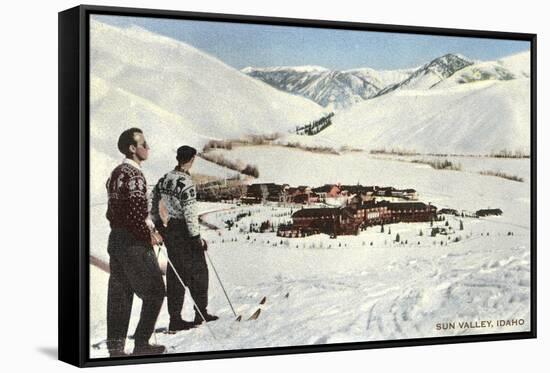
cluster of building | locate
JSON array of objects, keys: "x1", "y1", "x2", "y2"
[
  {"x1": 197, "y1": 181, "x2": 432, "y2": 237},
  {"x1": 277, "y1": 200, "x2": 437, "y2": 237},
  {"x1": 240, "y1": 183, "x2": 418, "y2": 205},
  {"x1": 196, "y1": 180, "x2": 502, "y2": 238}
]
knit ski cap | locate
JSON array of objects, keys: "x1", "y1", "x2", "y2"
[{"x1": 176, "y1": 145, "x2": 197, "y2": 164}]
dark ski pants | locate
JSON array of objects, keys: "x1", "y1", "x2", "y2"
[
  {"x1": 164, "y1": 221, "x2": 209, "y2": 321},
  {"x1": 106, "y1": 229, "x2": 165, "y2": 352}
]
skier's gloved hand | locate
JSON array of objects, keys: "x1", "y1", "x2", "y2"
[
  {"x1": 151, "y1": 230, "x2": 164, "y2": 247},
  {"x1": 201, "y1": 238, "x2": 208, "y2": 251}
]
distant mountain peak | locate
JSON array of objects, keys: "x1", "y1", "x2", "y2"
[
  {"x1": 425, "y1": 53, "x2": 473, "y2": 74},
  {"x1": 437, "y1": 52, "x2": 470, "y2": 61},
  {"x1": 375, "y1": 53, "x2": 475, "y2": 96},
  {"x1": 431, "y1": 51, "x2": 531, "y2": 89}
]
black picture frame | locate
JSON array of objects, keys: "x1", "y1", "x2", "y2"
[{"x1": 59, "y1": 4, "x2": 537, "y2": 368}]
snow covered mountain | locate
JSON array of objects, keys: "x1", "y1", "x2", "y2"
[
  {"x1": 89, "y1": 19, "x2": 327, "y2": 198},
  {"x1": 241, "y1": 50, "x2": 530, "y2": 155},
  {"x1": 376, "y1": 53, "x2": 474, "y2": 96},
  {"x1": 243, "y1": 52, "x2": 530, "y2": 111},
  {"x1": 322, "y1": 78, "x2": 530, "y2": 155},
  {"x1": 289, "y1": 51, "x2": 530, "y2": 156},
  {"x1": 434, "y1": 51, "x2": 530, "y2": 89},
  {"x1": 91, "y1": 20, "x2": 326, "y2": 141},
  {"x1": 345, "y1": 67, "x2": 415, "y2": 89},
  {"x1": 242, "y1": 65, "x2": 412, "y2": 110},
  {"x1": 89, "y1": 17, "x2": 531, "y2": 179}
]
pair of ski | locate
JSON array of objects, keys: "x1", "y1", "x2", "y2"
[
  {"x1": 235, "y1": 292, "x2": 289, "y2": 321},
  {"x1": 161, "y1": 295, "x2": 266, "y2": 337},
  {"x1": 235, "y1": 295, "x2": 266, "y2": 321},
  {"x1": 93, "y1": 293, "x2": 289, "y2": 352}
]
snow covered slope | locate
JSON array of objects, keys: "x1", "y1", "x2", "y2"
[
  {"x1": 376, "y1": 53, "x2": 474, "y2": 95},
  {"x1": 91, "y1": 20, "x2": 326, "y2": 140},
  {"x1": 324, "y1": 78, "x2": 530, "y2": 155},
  {"x1": 90, "y1": 19, "x2": 327, "y2": 200},
  {"x1": 345, "y1": 67, "x2": 414, "y2": 89},
  {"x1": 242, "y1": 65, "x2": 413, "y2": 110},
  {"x1": 435, "y1": 51, "x2": 531, "y2": 89}
]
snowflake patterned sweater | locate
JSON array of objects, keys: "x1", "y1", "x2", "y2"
[
  {"x1": 151, "y1": 168, "x2": 200, "y2": 238},
  {"x1": 106, "y1": 160, "x2": 150, "y2": 243}
]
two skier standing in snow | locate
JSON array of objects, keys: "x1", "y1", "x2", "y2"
[{"x1": 105, "y1": 129, "x2": 217, "y2": 358}]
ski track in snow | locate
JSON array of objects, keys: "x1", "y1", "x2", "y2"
[{"x1": 90, "y1": 231, "x2": 530, "y2": 356}]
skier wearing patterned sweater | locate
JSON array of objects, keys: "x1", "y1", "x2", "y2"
[
  {"x1": 105, "y1": 128, "x2": 165, "y2": 357},
  {"x1": 151, "y1": 145, "x2": 218, "y2": 332}
]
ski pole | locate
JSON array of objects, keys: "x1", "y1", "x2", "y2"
[
  {"x1": 205, "y1": 251, "x2": 237, "y2": 317},
  {"x1": 156, "y1": 243, "x2": 219, "y2": 342},
  {"x1": 152, "y1": 245, "x2": 162, "y2": 346}
]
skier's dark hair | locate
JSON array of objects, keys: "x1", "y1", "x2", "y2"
[
  {"x1": 117, "y1": 128, "x2": 143, "y2": 156},
  {"x1": 176, "y1": 145, "x2": 197, "y2": 164}
]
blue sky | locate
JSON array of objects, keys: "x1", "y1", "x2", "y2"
[{"x1": 94, "y1": 15, "x2": 530, "y2": 71}]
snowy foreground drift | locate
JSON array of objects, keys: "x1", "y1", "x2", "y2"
[
  {"x1": 90, "y1": 219, "x2": 530, "y2": 357},
  {"x1": 90, "y1": 151, "x2": 530, "y2": 357}
]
